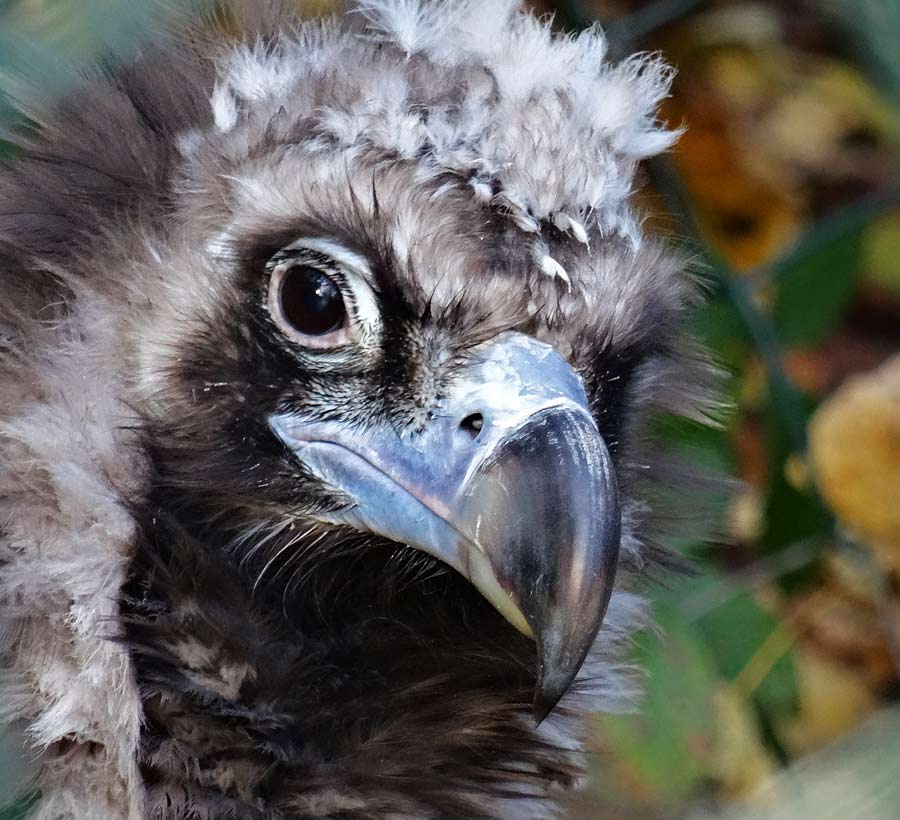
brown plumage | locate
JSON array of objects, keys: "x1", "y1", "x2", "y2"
[{"x1": 0, "y1": 2, "x2": 719, "y2": 818}]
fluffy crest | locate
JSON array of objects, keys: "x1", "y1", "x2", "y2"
[{"x1": 211, "y1": 0, "x2": 680, "y2": 247}]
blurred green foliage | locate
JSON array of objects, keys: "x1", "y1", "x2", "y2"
[{"x1": 579, "y1": 0, "x2": 900, "y2": 813}]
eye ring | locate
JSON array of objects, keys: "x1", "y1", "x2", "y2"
[{"x1": 268, "y1": 262, "x2": 352, "y2": 349}]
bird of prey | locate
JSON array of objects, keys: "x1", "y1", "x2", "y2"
[{"x1": 0, "y1": 1, "x2": 717, "y2": 818}]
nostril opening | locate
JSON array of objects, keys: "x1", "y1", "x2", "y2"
[{"x1": 460, "y1": 412, "x2": 485, "y2": 438}]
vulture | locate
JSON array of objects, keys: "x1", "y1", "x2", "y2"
[{"x1": 0, "y1": 1, "x2": 718, "y2": 818}]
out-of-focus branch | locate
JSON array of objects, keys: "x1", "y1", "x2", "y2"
[
  {"x1": 556, "y1": 0, "x2": 708, "y2": 55},
  {"x1": 755, "y1": 185, "x2": 900, "y2": 285}
]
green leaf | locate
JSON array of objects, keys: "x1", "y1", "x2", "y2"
[
  {"x1": 696, "y1": 591, "x2": 798, "y2": 719},
  {"x1": 653, "y1": 414, "x2": 736, "y2": 475},
  {"x1": 773, "y1": 231, "x2": 863, "y2": 348},
  {"x1": 691, "y1": 295, "x2": 751, "y2": 370},
  {"x1": 757, "y1": 387, "x2": 831, "y2": 559},
  {"x1": 761, "y1": 473, "x2": 829, "y2": 560},
  {"x1": 597, "y1": 604, "x2": 719, "y2": 802}
]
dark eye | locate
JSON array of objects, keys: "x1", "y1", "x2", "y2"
[{"x1": 269, "y1": 264, "x2": 350, "y2": 347}]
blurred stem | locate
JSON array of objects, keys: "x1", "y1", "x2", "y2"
[
  {"x1": 648, "y1": 155, "x2": 809, "y2": 452},
  {"x1": 731, "y1": 623, "x2": 795, "y2": 701},
  {"x1": 606, "y1": 0, "x2": 708, "y2": 55},
  {"x1": 680, "y1": 539, "x2": 821, "y2": 621},
  {"x1": 556, "y1": 0, "x2": 708, "y2": 55},
  {"x1": 820, "y1": 0, "x2": 900, "y2": 105}
]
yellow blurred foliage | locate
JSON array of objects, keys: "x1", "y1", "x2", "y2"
[
  {"x1": 759, "y1": 61, "x2": 900, "y2": 178},
  {"x1": 809, "y1": 354, "x2": 900, "y2": 562},
  {"x1": 803, "y1": 357, "x2": 900, "y2": 753},
  {"x1": 711, "y1": 686, "x2": 778, "y2": 802},
  {"x1": 790, "y1": 581, "x2": 898, "y2": 692},
  {"x1": 863, "y1": 211, "x2": 900, "y2": 293},
  {"x1": 657, "y1": 3, "x2": 900, "y2": 272},
  {"x1": 781, "y1": 648, "x2": 877, "y2": 755}
]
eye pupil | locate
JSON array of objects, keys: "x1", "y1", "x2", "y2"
[{"x1": 278, "y1": 265, "x2": 346, "y2": 337}]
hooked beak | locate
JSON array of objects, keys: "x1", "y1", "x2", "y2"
[{"x1": 270, "y1": 332, "x2": 621, "y2": 720}]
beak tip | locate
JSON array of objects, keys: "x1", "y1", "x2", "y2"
[
  {"x1": 532, "y1": 690, "x2": 562, "y2": 726},
  {"x1": 532, "y1": 654, "x2": 578, "y2": 725}
]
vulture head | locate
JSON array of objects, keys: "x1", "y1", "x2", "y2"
[{"x1": 0, "y1": 1, "x2": 718, "y2": 818}]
